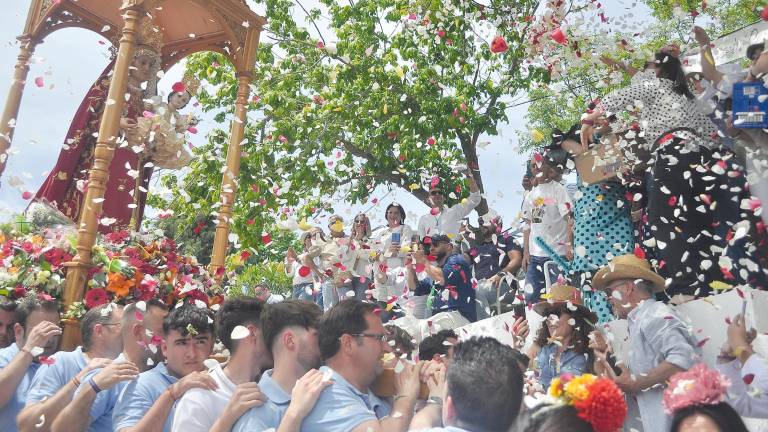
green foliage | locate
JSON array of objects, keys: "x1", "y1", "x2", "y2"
[
  {"x1": 226, "y1": 260, "x2": 293, "y2": 298},
  {"x1": 150, "y1": 0, "x2": 552, "y2": 250},
  {"x1": 643, "y1": 0, "x2": 761, "y2": 35},
  {"x1": 519, "y1": 0, "x2": 761, "y2": 155}
]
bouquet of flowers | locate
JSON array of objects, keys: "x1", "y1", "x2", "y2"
[
  {"x1": 0, "y1": 224, "x2": 75, "y2": 302},
  {"x1": 1, "y1": 223, "x2": 225, "y2": 319}
]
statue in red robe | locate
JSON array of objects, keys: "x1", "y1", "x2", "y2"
[{"x1": 34, "y1": 29, "x2": 161, "y2": 233}]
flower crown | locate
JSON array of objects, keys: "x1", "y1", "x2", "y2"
[
  {"x1": 663, "y1": 363, "x2": 730, "y2": 414},
  {"x1": 548, "y1": 374, "x2": 627, "y2": 432}
]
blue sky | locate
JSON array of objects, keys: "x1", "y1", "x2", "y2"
[{"x1": 0, "y1": 0, "x2": 651, "y2": 233}]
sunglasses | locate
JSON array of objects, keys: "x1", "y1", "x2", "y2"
[
  {"x1": 429, "y1": 190, "x2": 443, "y2": 196},
  {"x1": 354, "y1": 220, "x2": 367, "y2": 224}
]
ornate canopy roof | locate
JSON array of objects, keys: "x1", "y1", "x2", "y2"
[{"x1": 21, "y1": 0, "x2": 266, "y2": 71}]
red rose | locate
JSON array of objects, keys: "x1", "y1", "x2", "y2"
[
  {"x1": 550, "y1": 27, "x2": 567, "y2": 45},
  {"x1": 490, "y1": 36, "x2": 508, "y2": 53},
  {"x1": 171, "y1": 81, "x2": 186, "y2": 93}
]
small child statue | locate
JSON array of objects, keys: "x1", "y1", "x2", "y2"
[{"x1": 138, "y1": 74, "x2": 200, "y2": 169}]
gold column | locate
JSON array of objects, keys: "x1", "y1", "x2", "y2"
[
  {"x1": 61, "y1": 1, "x2": 147, "y2": 350},
  {"x1": 0, "y1": 36, "x2": 36, "y2": 180},
  {"x1": 210, "y1": 72, "x2": 252, "y2": 272}
]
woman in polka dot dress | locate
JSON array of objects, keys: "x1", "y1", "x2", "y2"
[{"x1": 555, "y1": 126, "x2": 633, "y2": 323}]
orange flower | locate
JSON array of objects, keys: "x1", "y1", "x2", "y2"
[{"x1": 106, "y1": 272, "x2": 132, "y2": 298}]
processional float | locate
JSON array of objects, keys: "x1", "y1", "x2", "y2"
[{"x1": 0, "y1": 0, "x2": 266, "y2": 349}]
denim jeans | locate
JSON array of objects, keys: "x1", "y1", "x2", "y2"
[
  {"x1": 524, "y1": 255, "x2": 562, "y2": 304},
  {"x1": 350, "y1": 276, "x2": 371, "y2": 300},
  {"x1": 475, "y1": 279, "x2": 513, "y2": 319},
  {"x1": 292, "y1": 283, "x2": 323, "y2": 308}
]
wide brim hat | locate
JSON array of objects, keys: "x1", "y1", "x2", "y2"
[
  {"x1": 533, "y1": 284, "x2": 597, "y2": 323},
  {"x1": 592, "y1": 254, "x2": 666, "y2": 293}
]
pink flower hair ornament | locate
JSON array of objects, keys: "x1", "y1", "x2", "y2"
[{"x1": 663, "y1": 363, "x2": 731, "y2": 414}]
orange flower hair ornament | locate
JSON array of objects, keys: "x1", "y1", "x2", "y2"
[{"x1": 548, "y1": 374, "x2": 628, "y2": 432}]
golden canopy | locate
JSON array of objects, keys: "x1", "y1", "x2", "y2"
[
  {"x1": 1, "y1": 0, "x2": 264, "y2": 350},
  {"x1": 23, "y1": 0, "x2": 266, "y2": 72}
]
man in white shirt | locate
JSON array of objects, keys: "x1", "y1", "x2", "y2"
[
  {"x1": 171, "y1": 298, "x2": 270, "y2": 432},
  {"x1": 417, "y1": 170, "x2": 481, "y2": 241},
  {"x1": 253, "y1": 283, "x2": 285, "y2": 305}
]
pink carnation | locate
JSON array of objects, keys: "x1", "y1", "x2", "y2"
[{"x1": 663, "y1": 364, "x2": 730, "y2": 414}]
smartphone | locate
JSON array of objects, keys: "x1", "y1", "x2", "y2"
[
  {"x1": 391, "y1": 232, "x2": 401, "y2": 245},
  {"x1": 513, "y1": 303, "x2": 526, "y2": 319}
]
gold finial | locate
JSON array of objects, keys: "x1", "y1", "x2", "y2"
[{"x1": 181, "y1": 73, "x2": 201, "y2": 96}]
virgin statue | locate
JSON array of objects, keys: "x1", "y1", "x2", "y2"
[{"x1": 33, "y1": 17, "x2": 163, "y2": 232}]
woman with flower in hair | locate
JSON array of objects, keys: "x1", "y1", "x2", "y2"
[
  {"x1": 517, "y1": 373, "x2": 627, "y2": 432},
  {"x1": 664, "y1": 363, "x2": 749, "y2": 432},
  {"x1": 514, "y1": 284, "x2": 596, "y2": 390}
]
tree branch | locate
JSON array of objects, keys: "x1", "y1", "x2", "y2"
[{"x1": 295, "y1": 0, "x2": 327, "y2": 45}]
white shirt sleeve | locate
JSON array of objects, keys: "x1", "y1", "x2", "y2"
[
  {"x1": 171, "y1": 389, "x2": 215, "y2": 432},
  {"x1": 451, "y1": 190, "x2": 481, "y2": 220},
  {"x1": 716, "y1": 354, "x2": 768, "y2": 418}
]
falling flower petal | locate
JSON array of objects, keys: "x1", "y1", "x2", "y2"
[{"x1": 231, "y1": 325, "x2": 250, "y2": 340}]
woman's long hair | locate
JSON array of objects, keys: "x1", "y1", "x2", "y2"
[
  {"x1": 352, "y1": 213, "x2": 372, "y2": 239},
  {"x1": 670, "y1": 403, "x2": 749, "y2": 432},
  {"x1": 535, "y1": 309, "x2": 595, "y2": 372},
  {"x1": 654, "y1": 51, "x2": 694, "y2": 99}
]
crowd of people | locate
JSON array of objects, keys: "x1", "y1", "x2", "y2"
[{"x1": 1, "y1": 25, "x2": 768, "y2": 432}]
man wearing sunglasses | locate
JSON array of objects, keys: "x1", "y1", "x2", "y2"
[
  {"x1": 299, "y1": 300, "x2": 427, "y2": 432},
  {"x1": 417, "y1": 169, "x2": 481, "y2": 241}
]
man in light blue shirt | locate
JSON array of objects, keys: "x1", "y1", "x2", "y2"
[
  {"x1": 410, "y1": 337, "x2": 524, "y2": 431},
  {"x1": 299, "y1": 300, "x2": 426, "y2": 432},
  {"x1": 0, "y1": 298, "x2": 61, "y2": 432},
  {"x1": 232, "y1": 300, "x2": 322, "y2": 431},
  {"x1": 113, "y1": 304, "x2": 215, "y2": 432},
  {"x1": 18, "y1": 303, "x2": 123, "y2": 432},
  {"x1": 593, "y1": 254, "x2": 700, "y2": 432},
  {"x1": 52, "y1": 300, "x2": 168, "y2": 432}
]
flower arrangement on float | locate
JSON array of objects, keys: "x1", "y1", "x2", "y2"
[{"x1": 0, "y1": 220, "x2": 224, "y2": 319}]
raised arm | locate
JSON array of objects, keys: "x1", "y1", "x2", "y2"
[
  {"x1": 277, "y1": 369, "x2": 332, "y2": 432},
  {"x1": 351, "y1": 363, "x2": 423, "y2": 432},
  {"x1": 693, "y1": 26, "x2": 724, "y2": 85},
  {"x1": 18, "y1": 357, "x2": 111, "y2": 432},
  {"x1": 452, "y1": 171, "x2": 481, "y2": 219},
  {"x1": 51, "y1": 361, "x2": 139, "y2": 432},
  {"x1": 118, "y1": 371, "x2": 217, "y2": 432},
  {"x1": 0, "y1": 321, "x2": 60, "y2": 408},
  {"x1": 208, "y1": 382, "x2": 265, "y2": 432}
]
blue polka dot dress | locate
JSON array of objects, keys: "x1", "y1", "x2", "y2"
[{"x1": 572, "y1": 179, "x2": 634, "y2": 323}]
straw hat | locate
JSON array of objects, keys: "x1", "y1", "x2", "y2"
[
  {"x1": 533, "y1": 284, "x2": 597, "y2": 323},
  {"x1": 592, "y1": 254, "x2": 666, "y2": 292}
]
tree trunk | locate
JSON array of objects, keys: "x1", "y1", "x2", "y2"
[{"x1": 459, "y1": 134, "x2": 489, "y2": 217}]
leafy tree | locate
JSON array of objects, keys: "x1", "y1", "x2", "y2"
[
  {"x1": 518, "y1": 0, "x2": 761, "y2": 154},
  {"x1": 150, "y1": 0, "x2": 559, "y2": 251}
]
